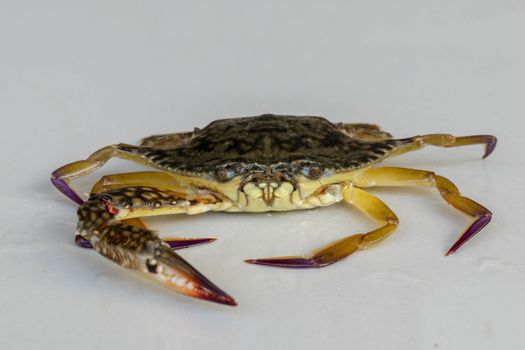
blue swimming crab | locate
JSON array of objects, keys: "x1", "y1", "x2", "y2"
[{"x1": 51, "y1": 114, "x2": 496, "y2": 306}]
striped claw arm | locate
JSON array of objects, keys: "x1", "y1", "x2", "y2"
[{"x1": 76, "y1": 187, "x2": 236, "y2": 306}]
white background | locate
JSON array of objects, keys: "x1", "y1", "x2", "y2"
[{"x1": 1, "y1": 1, "x2": 524, "y2": 349}]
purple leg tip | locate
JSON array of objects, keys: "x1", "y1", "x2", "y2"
[
  {"x1": 75, "y1": 235, "x2": 93, "y2": 248},
  {"x1": 165, "y1": 238, "x2": 216, "y2": 250},
  {"x1": 446, "y1": 213, "x2": 492, "y2": 256},
  {"x1": 483, "y1": 136, "x2": 497, "y2": 159},
  {"x1": 51, "y1": 174, "x2": 84, "y2": 205},
  {"x1": 245, "y1": 257, "x2": 324, "y2": 268}
]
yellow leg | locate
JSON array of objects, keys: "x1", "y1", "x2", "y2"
[
  {"x1": 89, "y1": 171, "x2": 183, "y2": 194},
  {"x1": 245, "y1": 186, "x2": 399, "y2": 268},
  {"x1": 391, "y1": 134, "x2": 497, "y2": 159},
  {"x1": 77, "y1": 185, "x2": 235, "y2": 306},
  {"x1": 51, "y1": 144, "x2": 151, "y2": 205},
  {"x1": 354, "y1": 167, "x2": 492, "y2": 255}
]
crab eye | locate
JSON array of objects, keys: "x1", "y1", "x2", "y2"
[
  {"x1": 301, "y1": 163, "x2": 323, "y2": 179},
  {"x1": 214, "y1": 167, "x2": 236, "y2": 181}
]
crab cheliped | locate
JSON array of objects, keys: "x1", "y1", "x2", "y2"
[{"x1": 52, "y1": 114, "x2": 496, "y2": 306}]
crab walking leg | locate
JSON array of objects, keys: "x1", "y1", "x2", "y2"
[
  {"x1": 76, "y1": 185, "x2": 236, "y2": 306},
  {"x1": 51, "y1": 144, "x2": 159, "y2": 205},
  {"x1": 246, "y1": 186, "x2": 399, "y2": 268},
  {"x1": 89, "y1": 171, "x2": 185, "y2": 194},
  {"x1": 354, "y1": 167, "x2": 492, "y2": 255},
  {"x1": 391, "y1": 134, "x2": 497, "y2": 159}
]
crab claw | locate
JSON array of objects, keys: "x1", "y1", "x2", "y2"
[
  {"x1": 92, "y1": 235, "x2": 237, "y2": 306},
  {"x1": 77, "y1": 198, "x2": 236, "y2": 306},
  {"x1": 149, "y1": 245, "x2": 237, "y2": 306},
  {"x1": 96, "y1": 238, "x2": 236, "y2": 306},
  {"x1": 75, "y1": 235, "x2": 230, "y2": 306}
]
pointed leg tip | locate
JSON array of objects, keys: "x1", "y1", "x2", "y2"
[
  {"x1": 75, "y1": 235, "x2": 93, "y2": 248},
  {"x1": 51, "y1": 175, "x2": 84, "y2": 205},
  {"x1": 165, "y1": 237, "x2": 217, "y2": 250},
  {"x1": 482, "y1": 136, "x2": 497, "y2": 159},
  {"x1": 445, "y1": 214, "x2": 492, "y2": 256},
  {"x1": 245, "y1": 258, "x2": 279, "y2": 266},
  {"x1": 202, "y1": 238, "x2": 218, "y2": 244},
  {"x1": 245, "y1": 257, "x2": 322, "y2": 268}
]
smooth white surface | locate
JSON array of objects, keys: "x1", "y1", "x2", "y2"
[{"x1": 1, "y1": 1, "x2": 524, "y2": 349}]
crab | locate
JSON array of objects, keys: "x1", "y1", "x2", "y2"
[{"x1": 51, "y1": 114, "x2": 496, "y2": 306}]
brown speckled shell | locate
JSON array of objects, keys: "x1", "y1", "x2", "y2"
[{"x1": 122, "y1": 114, "x2": 408, "y2": 176}]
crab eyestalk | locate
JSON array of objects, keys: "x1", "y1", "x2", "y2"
[{"x1": 76, "y1": 190, "x2": 236, "y2": 306}]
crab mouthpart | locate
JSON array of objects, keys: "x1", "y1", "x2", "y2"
[
  {"x1": 259, "y1": 182, "x2": 279, "y2": 206},
  {"x1": 243, "y1": 181, "x2": 295, "y2": 206}
]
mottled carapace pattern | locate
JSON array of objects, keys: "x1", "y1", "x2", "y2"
[{"x1": 121, "y1": 114, "x2": 409, "y2": 176}]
